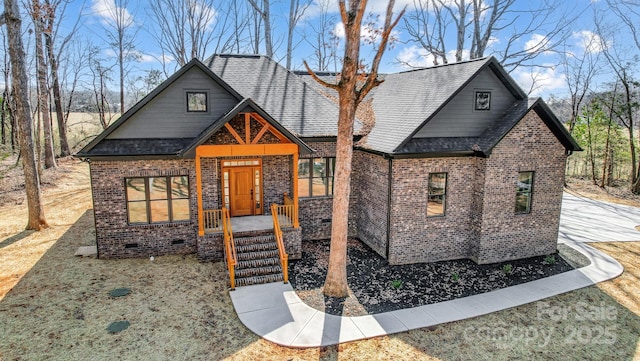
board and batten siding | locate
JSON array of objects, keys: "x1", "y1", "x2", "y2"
[
  {"x1": 107, "y1": 67, "x2": 239, "y2": 139},
  {"x1": 413, "y1": 68, "x2": 517, "y2": 138}
]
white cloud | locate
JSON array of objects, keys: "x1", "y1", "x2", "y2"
[
  {"x1": 333, "y1": 22, "x2": 345, "y2": 38},
  {"x1": 396, "y1": 45, "x2": 471, "y2": 68},
  {"x1": 573, "y1": 30, "x2": 608, "y2": 53},
  {"x1": 524, "y1": 34, "x2": 554, "y2": 55},
  {"x1": 91, "y1": 0, "x2": 134, "y2": 26},
  {"x1": 512, "y1": 65, "x2": 566, "y2": 97},
  {"x1": 397, "y1": 45, "x2": 435, "y2": 68},
  {"x1": 187, "y1": 0, "x2": 217, "y2": 30}
]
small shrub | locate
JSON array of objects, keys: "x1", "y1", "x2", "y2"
[
  {"x1": 502, "y1": 264, "x2": 513, "y2": 274},
  {"x1": 544, "y1": 255, "x2": 556, "y2": 265},
  {"x1": 451, "y1": 272, "x2": 460, "y2": 282},
  {"x1": 390, "y1": 279, "x2": 403, "y2": 289}
]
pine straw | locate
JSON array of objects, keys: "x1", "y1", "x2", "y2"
[{"x1": 0, "y1": 160, "x2": 639, "y2": 360}]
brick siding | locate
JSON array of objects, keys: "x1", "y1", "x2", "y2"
[
  {"x1": 90, "y1": 159, "x2": 198, "y2": 259},
  {"x1": 475, "y1": 110, "x2": 566, "y2": 263},
  {"x1": 89, "y1": 111, "x2": 566, "y2": 265}
]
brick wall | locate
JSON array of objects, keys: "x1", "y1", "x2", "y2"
[
  {"x1": 387, "y1": 157, "x2": 478, "y2": 264},
  {"x1": 298, "y1": 141, "x2": 358, "y2": 240},
  {"x1": 351, "y1": 150, "x2": 389, "y2": 257},
  {"x1": 90, "y1": 159, "x2": 198, "y2": 259},
  {"x1": 475, "y1": 110, "x2": 566, "y2": 263}
]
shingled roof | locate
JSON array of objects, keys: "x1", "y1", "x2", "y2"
[
  {"x1": 204, "y1": 54, "x2": 362, "y2": 137},
  {"x1": 395, "y1": 98, "x2": 582, "y2": 156},
  {"x1": 77, "y1": 55, "x2": 579, "y2": 159}
]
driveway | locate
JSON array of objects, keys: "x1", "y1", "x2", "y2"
[{"x1": 559, "y1": 192, "x2": 640, "y2": 243}]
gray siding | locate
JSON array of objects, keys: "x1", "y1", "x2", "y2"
[
  {"x1": 108, "y1": 67, "x2": 238, "y2": 139},
  {"x1": 414, "y1": 68, "x2": 516, "y2": 138}
]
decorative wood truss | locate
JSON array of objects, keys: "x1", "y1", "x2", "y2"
[
  {"x1": 196, "y1": 112, "x2": 300, "y2": 236},
  {"x1": 224, "y1": 113, "x2": 291, "y2": 145}
]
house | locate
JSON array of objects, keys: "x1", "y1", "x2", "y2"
[{"x1": 76, "y1": 54, "x2": 580, "y2": 286}]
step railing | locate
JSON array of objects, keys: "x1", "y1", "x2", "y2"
[
  {"x1": 272, "y1": 193, "x2": 298, "y2": 228},
  {"x1": 270, "y1": 203, "x2": 289, "y2": 284},
  {"x1": 221, "y1": 207, "x2": 237, "y2": 289},
  {"x1": 203, "y1": 209, "x2": 223, "y2": 233}
]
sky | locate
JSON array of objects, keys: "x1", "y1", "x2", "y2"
[{"x1": 50, "y1": 0, "x2": 640, "y2": 99}]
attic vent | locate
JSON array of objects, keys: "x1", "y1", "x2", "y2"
[
  {"x1": 172, "y1": 240, "x2": 185, "y2": 245},
  {"x1": 125, "y1": 243, "x2": 138, "y2": 249}
]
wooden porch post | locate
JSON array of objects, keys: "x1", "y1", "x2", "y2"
[
  {"x1": 196, "y1": 153, "x2": 204, "y2": 236},
  {"x1": 292, "y1": 149, "x2": 299, "y2": 228}
]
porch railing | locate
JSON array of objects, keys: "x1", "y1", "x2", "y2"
[
  {"x1": 280, "y1": 192, "x2": 299, "y2": 228},
  {"x1": 221, "y1": 207, "x2": 237, "y2": 289},
  {"x1": 270, "y1": 203, "x2": 289, "y2": 284},
  {"x1": 203, "y1": 209, "x2": 224, "y2": 233}
]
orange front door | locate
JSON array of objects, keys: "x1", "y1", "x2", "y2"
[{"x1": 230, "y1": 167, "x2": 254, "y2": 217}]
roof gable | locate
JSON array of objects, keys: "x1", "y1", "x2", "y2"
[
  {"x1": 181, "y1": 98, "x2": 312, "y2": 157},
  {"x1": 204, "y1": 54, "x2": 360, "y2": 137},
  {"x1": 77, "y1": 59, "x2": 242, "y2": 157},
  {"x1": 361, "y1": 57, "x2": 526, "y2": 154}
]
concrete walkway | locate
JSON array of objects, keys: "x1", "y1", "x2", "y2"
[
  {"x1": 559, "y1": 192, "x2": 640, "y2": 243},
  {"x1": 229, "y1": 192, "x2": 633, "y2": 347},
  {"x1": 230, "y1": 239, "x2": 623, "y2": 348}
]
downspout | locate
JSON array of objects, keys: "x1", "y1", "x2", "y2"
[{"x1": 385, "y1": 156, "x2": 393, "y2": 262}]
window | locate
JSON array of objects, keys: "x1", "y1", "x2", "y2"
[
  {"x1": 125, "y1": 176, "x2": 190, "y2": 224},
  {"x1": 298, "y1": 157, "x2": 335, "y2": 197},
  {"x1": 515, "y1": 171, "x2": 534, "y2": 213},
  {"x1": 475, "y1": 91, "x2": 491, "y2": 111},
  {"x1": 186, "y1": 91, "x2": 207, "y2": 112},
  {"x1": 427, "y1": 172, "x2": 447, "y2": 217}
]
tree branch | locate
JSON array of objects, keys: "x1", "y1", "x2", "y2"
[
  {"x1": 357, "y1": 2, "x2": 406, "y2": 103},
  {"x1": 302, "y1": 60, "x2": 340, "y2": 90}
]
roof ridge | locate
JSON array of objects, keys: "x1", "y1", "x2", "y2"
[{"x1": 396, "y1": 57, "x2": 491, "y2": 75}]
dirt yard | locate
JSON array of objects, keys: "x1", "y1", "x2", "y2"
[{"x1": 0, "y1": 159, "x2": 639, "y2": 360}]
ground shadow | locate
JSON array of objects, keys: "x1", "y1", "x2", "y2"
[
  {"x1": 389, "y1": 280, "x2": 640, "y2": 360},
  {"x1": 0, "y1": 230, "x2": 35, "y2": 249},
  {"x1": 0, "y1": 210, "x2": 266, "y2": 360}
]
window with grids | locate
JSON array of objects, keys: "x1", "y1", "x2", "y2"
[
  {"x1": 427, "y1": 172, "x2": 447, "y2": 217},
  {"x1": 125, "y1": 176, "x2": 190, "y2": 224},
  {"x1": 298, "y1": 157, "x2": 335, "y2": 197},
  {"x1": 515, "y1": 171, "x2": 534, "y2": 213}
]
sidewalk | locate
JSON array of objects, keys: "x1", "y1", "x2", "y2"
[{"x1": 229, "y1": 240, "x2": 623, "y2": 348}]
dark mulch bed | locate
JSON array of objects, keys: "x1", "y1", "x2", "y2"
[{"x1": 289, "y1": 239, "x2": 589, "y2": 316}]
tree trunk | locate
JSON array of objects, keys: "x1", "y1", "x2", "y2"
[
  {"x1": 262, "y1": 0, "x2": 272, "y2": 58},
  {"x1": 1, "y1": 89, "x2": 6, "y2": 144},
  {"x1": 45, "y1": 32, "x2": 70, "y2": 156},
  {"x1": 32, "y1": 0, "x2": 56, "y2": 169},
  {"x1": 4, "y1": 0, "x2": 49, "y2": 230},
  {"x1": 305, "y1": 0, "x2": 403, "y2": 298}
]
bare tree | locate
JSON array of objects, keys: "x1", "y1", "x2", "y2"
[
  {"x1": 148, "y1": 0, "x2": 238, "y2": 70},
  {"x1": 2, "y1": 0, "x2": 49, "y2": 230},
  {"x1": 597, "y1": 11, "x2": 640, "y2": 193},
  {"x1": 95, "y1": 0, "x2": 137, "y2": 114},
  {"x1": 248, "y1": 0, "x2": 273, "y2": 58},
  {"x1": 403, "y1": 0, "x2": 576, "y2": 71},
  {"x1": 404, "y1": 0, "x2": 470, "y2": 65},
  {"x1": 30, "y1": 0, "x2": 56, "y2": 169},
  {"x1": 43, "y1": 0, "x2": 80, "y2": 157},
  {"x1": 304, "y1": 0, "x2": 404, "y2": 297},
  {"x1": 88, "y1": 47, "x2": 115, "y2": 130},
  {"x1": 305, "y1": 0, "x2": 340, "y2": 71},
  {"x1": 285, "y1": 0, "x2": 311, "y2": 69},
  {"x1": 561, "y1": 34, "x2": 601, "y2": 134}
]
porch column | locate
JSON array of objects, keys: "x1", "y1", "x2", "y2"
[
  {"x1": 196, "y1": 153, "x2": 204, "y2": 236},
  {"x1": 292, "y1": 150, "x2": 299, "y2": 228}
]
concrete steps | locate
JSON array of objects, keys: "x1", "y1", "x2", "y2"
[{"x1": 232, "y1": 234, "x2": 284, "y2": 287}]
